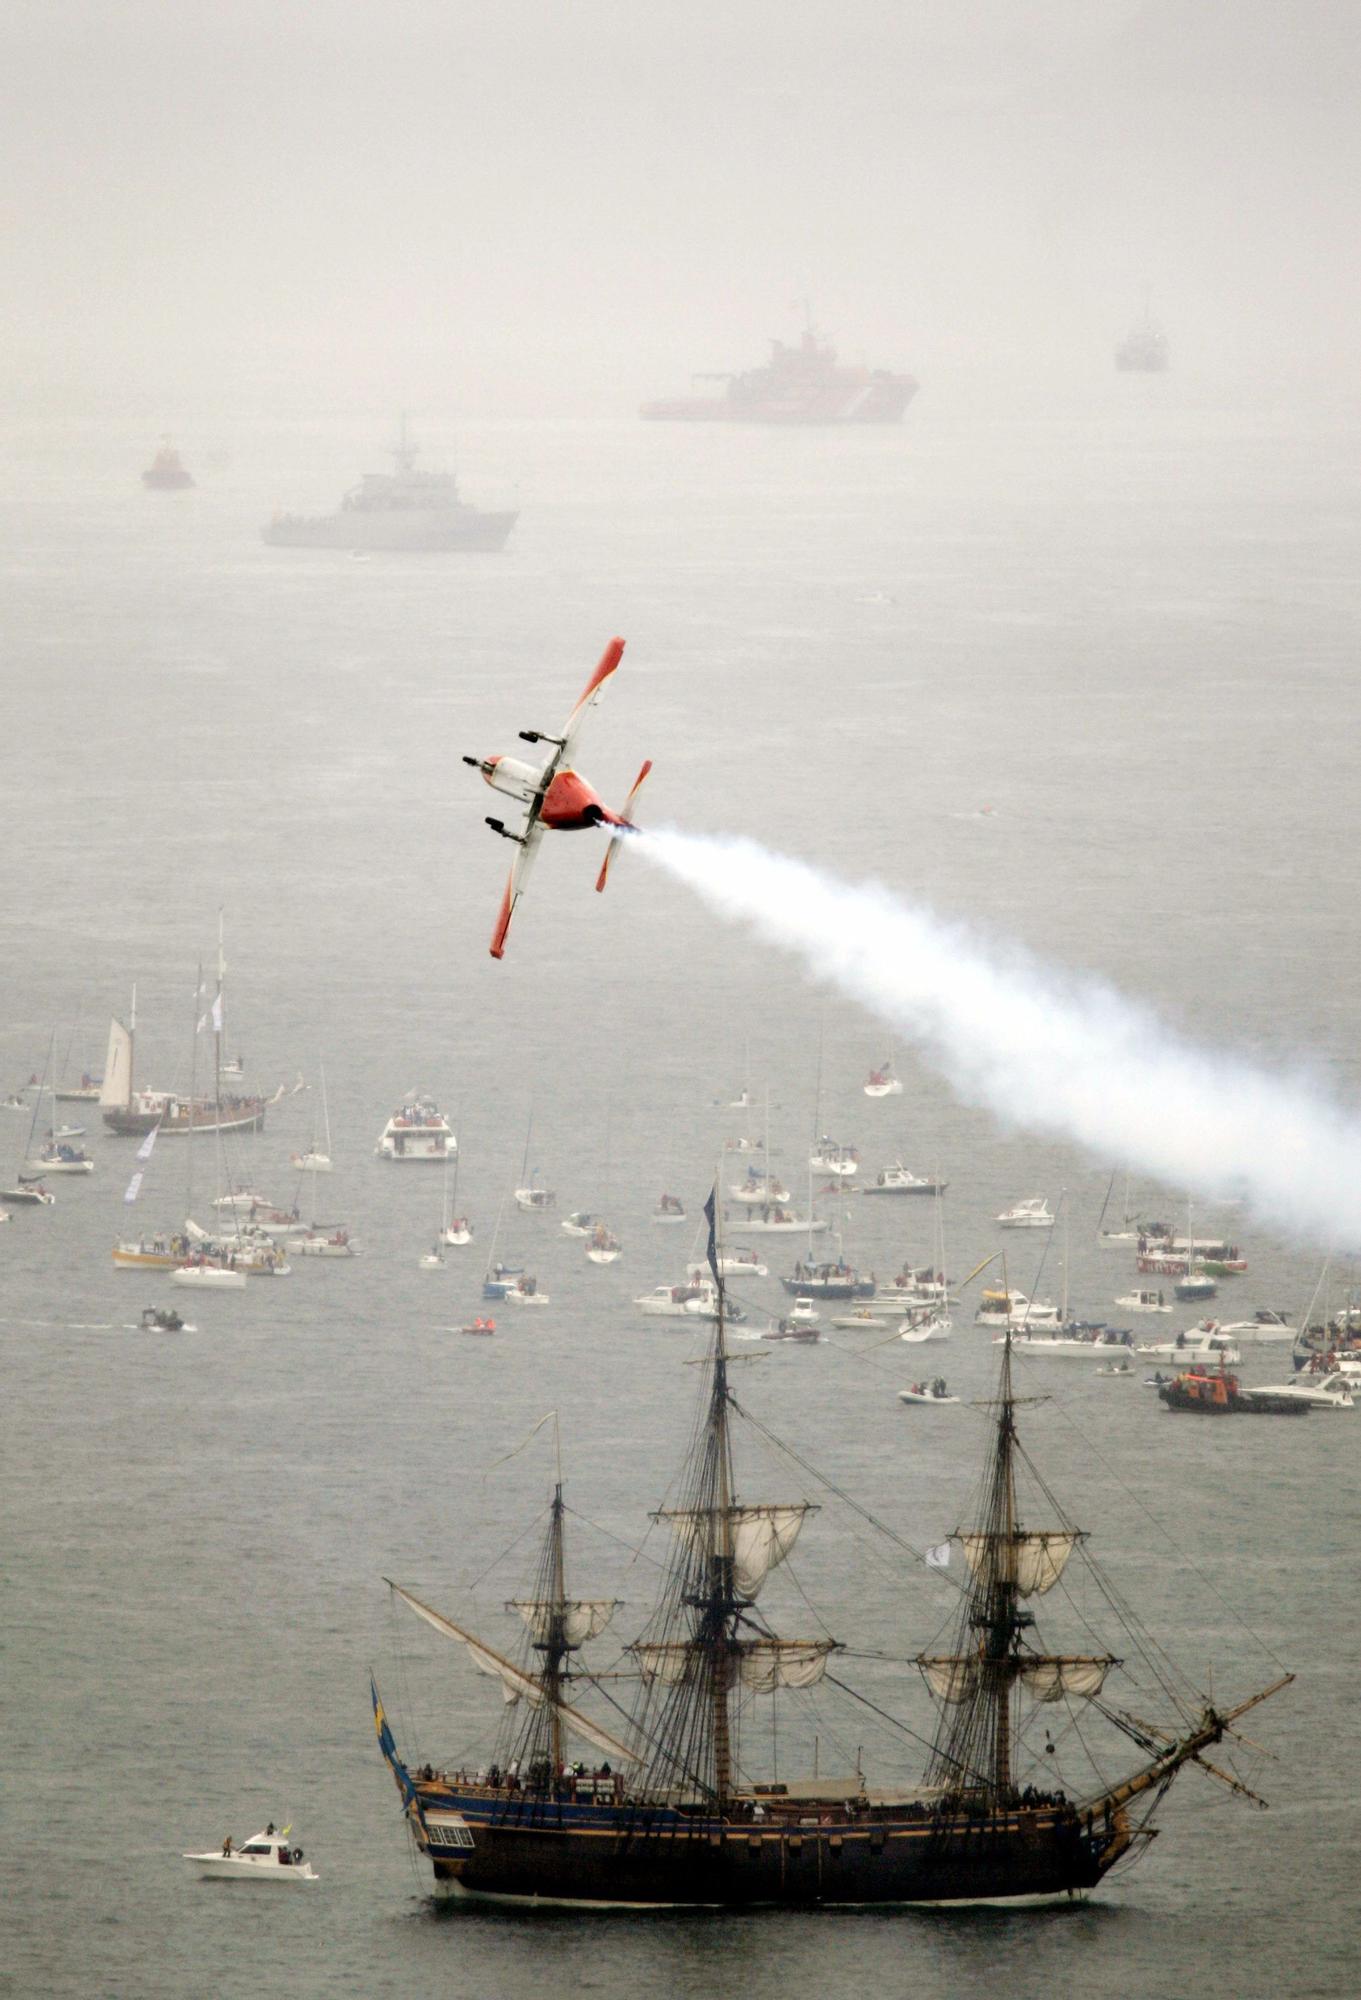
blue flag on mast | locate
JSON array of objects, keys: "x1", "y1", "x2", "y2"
[
  {"x1": 703, "y1": 1185, "x2": 720, "y2": 1288},
  {"x1": 371, "y1": 1674, "x2": 416, "y2": 1805}
]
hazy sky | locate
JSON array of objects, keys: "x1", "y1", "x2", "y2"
[{"x1": 6, "y1": 0, "x2": 1359, "y2": 415}]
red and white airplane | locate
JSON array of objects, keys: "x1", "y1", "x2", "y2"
[{"x1": 463, "y1": 638, "x2": 651, "y2": 959}]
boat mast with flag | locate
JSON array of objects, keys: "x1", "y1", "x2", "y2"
[{"x1": 372, "y1": 1193, "x2": 1290, "y2": 1908}]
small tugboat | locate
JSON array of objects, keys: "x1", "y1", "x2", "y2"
[
  {"x1": 1158, "y1": 1362, "x2": 1307, "y2": 1416},
  {"x1": 142, "y1": 438, "x2": 195, "y2": 489},
  {"x1": 183, "y1": 1827, "x2": 317, "y2": 1883}
]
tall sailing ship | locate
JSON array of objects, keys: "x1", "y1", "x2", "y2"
[
  {"x1": 374, "y1": 1205, "x2": 1289, "y2": 1909},
  {"x1": 100, "y1": 938, "x2": 277, "y2": 1138}
]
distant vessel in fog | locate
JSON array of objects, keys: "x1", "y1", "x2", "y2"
[
  {"x1": 641, "y1": 319, "x2": 917, "y2": 426},
  {"x1": 1115, "y1": 302, "x2": 1169, "y2": 373},
  {"x1": 262, "y1": 418, "x2": 516, "y2": 551},
  {"x1": 141, "y1": 439, "x2": 194, "y2": 489}
]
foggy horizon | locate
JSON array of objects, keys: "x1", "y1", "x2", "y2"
[{"x1": 7, "y1": 0, "x2": 1360, "y2": 422}]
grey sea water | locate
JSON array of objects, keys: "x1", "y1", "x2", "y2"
[{"x1": 3, "y1": 384, "x2": 1359, "y2": 1998}]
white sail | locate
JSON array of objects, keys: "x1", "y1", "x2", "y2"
[
  {"x1": 658, "y1": 1504, "x2": 813, "y2": 1598},
  {"x1": 632, "y1": 1636, "x2": 837, "y2": 1692},
  {"x1": 387, "y1": 1580, "x2": 641, "y2": 1764},
  {"x1": 919, "y1": 1656, "x2": 979, "y2": 1704},
  {"x1": 960, "y1": 1531, "x2": 1083, "y2": 1598},
  {"x1": 100, "y1": 1019, "x2": 132, "y2": 1111},
  {"x1": 510, "y1": 1599, "x2": 619, "y2": 1648},
  {"x1": 1018, "y1": 1657, "x2": 1114, "y2": 1702},
  {"x1": 919, "y1": 1652, "x2": 1114, "y2": 1704},
  {"x1": 735, "y1": 1639, "x2": 837, "y2": 1692}
]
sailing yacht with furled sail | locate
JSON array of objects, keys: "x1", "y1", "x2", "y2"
[{"x1": 373, "y1": 1201, "x2": 1290, "y2": 1908}]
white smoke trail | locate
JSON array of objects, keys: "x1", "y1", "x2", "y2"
[{"x1": 637, "y1": 826, "x2": 1361, "y2": 1249}]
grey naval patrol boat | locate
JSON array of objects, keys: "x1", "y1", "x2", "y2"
[
  {"x1": 263, "y1": 419, "x2": 516, "y2": 552},
  {"x1": 372, "y1": 1198, "x2": 1288, "y2": 1910}
]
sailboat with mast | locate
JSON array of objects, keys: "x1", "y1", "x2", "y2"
[{"x1": 374, "y1": 1198, "x2": 1290, "y2": 1907}]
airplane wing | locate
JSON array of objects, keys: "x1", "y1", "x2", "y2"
[
  {"x1": 558, "y1": 637, "x2": 626, "y2": 762},
  {"x1": 489, "y1": 818, "x2": 545, "y2": 960}
]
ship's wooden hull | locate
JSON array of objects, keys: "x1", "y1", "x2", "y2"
[
  {"x1": 102, "y1": 1102, "x2": 269, "y2": 1136},
  {"x1": 415, "y1": 1791, "x2": 1113, "y2": 1909}
]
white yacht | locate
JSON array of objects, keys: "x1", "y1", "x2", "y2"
[
  {"x1": 996, "y1": 1196, "x2": 1054, "y2": 1229},
  {"x1": 172, "y1": 1261, "x2": 248, "y2": 1291},
  {"x1": 183, "y1": 1827, "x2": 317, "y2": 1883},
  {"x1": 586, "y1": 1224, "x2": 621, "y2": 1265},
  {"x1": 998, "y1": 1329, "x2": 1135, "y2": 1358},
  {"x1": 502, "y1": 1275, "x2": 549, "y2": 1305},
  {"x1": 513, "y1": 1183, "x2": 556, "y2": 1213},
  {"x1": 636, "y1": 1283, "x2": 703, "y2": 1318},
  {"x1": 973, "y1": 1288, "x2": 1059, "y2": 1329},
  {"x1": 294, "y1": 1227, "x2": 356, "y2": 1258},
  {"x1": 22, "y1": 1141, "x2": 93, "y2": 1175},
  {"x1": 1239, "y1": 1375, "x2": 1354, "y2": 1412},
  {"x1": 375, "y1": 1098, "x2": 455, "y2": 1163},
  {"x1": 809, "y1": 1137, "x2": 858, "y2": 1178},
  {"x1": 1211, "y1": 1310, "x2": 1296, "y2": 1344},
  {"x1": 562, "y1": 1211, "x2": 600, "y2": 1237},
  {"x1": 862, "y1": 1163, "x2": 945, "y2": 1196},
  {"x1": 1115, "y1": 1289, "x2": 1172, "y2": 1314},
  {"x1": 787, "y1": 1296, "x2": 820, "y2": 1326},
  {"x1": 1136, "y1": 1332, "x2": 1242, "y2": 1365},
  {"x1": 898, "y1": 1378, "x2": 957, "y2": 1405}
]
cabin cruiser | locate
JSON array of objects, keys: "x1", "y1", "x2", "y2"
[
  {"x1": 562, "y1": 1211, "x2": 600, "y2": 1237},
  {"x1": 1114, "y1": 1289, "x2": 1171, "y2": 1314},
  {"x1": 996, "y1": 1196, "x2": 1054, "y2": 1229},
  {"x1": 513, "y1": 1183, "x2": 556, "y2": 1213},
  {"x1": 183, "y1": 1827, "x2": 317, "y2": 1884},
  {"x1": 808, "y1": 1137, "x2": 858, "y2": 1178},
  {"x1": 1211, "y1": 1311, "x2": 1295, "y2": 1343},
  {"x1": 636, "y1": 1283, "x2": 705, "y2": 1318},
  {"x1": 898, "y1": 1378, "x2": 957, "y2": 1405},
  {"x1": 781, "y1": 1260, "x2": 874, "y2": 1300},
  {"x1": 862, "y1": 1162, "x2": 944, "y2": 1195},
  {"x1": 376, "y1": 1099, "x2": 455, "y2": 1162},
  {"x1": 1239, "y1": 1374, "x2": 1354, "y2": 1412},
  {"x1": 974, "y1": 1289, "x2": 1063, "y2": 1330},
  {"x1": 787, "y1": 1296, "x2": 820, "y2": 1326},
  {"x1": 999, "y1": 1326, "x2": 1135, "y2": 1358},
  {"x1": 1136, "y1": 1330, "x2": 1242, "y2": 1366},
  {"x1": 501, "y1": 1275, "x2": 549, "y2": 1305}
]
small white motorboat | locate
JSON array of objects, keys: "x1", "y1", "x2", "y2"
[
  {"x1": 863, "y1": 1064, "x2": 903, "y2": 1098},
  {"x1": 291, "y1": 1149, "x2": 333, "y2": 1173},
  {"x1": 53, "y1": 1123, "x2": 87, "y2": 1140},
  {"x1": 586, "y1": 1225, "x2": 622, "y2": 1265},
  {"x1": 1212, "y1": 1311, "x2": 1296, "y2": 1343},
  {"x1": 996, "y1": 1197, "x2": 1054, "y2": 1229},
  {"x1": 503, "y1": 1276, "x2": 549, "y2": 1305},
  {"x1": 1114, "y1": 1290, "x2": 1172, "y2": 1314},
  {"x1": 183, "y1": 1827, "x2": 318, "y2": 1884},
  {"x1": 862, "y1": 1162, "x2": 945, "y2": 1196},
  {"x1": 212, "y1": 1189, "x2": 273, "y2": 1213},
  {"x1": 562, "y1": 1211, "x2": 599, "y2": 1237},
  {"x1": 787, "y1": 1296, "x2": 820, "y2": 1326},
  {"x1": 1136, "y1": 1331, "x2": 1241, "y2": 1365},
  {"x1": 898, "y1": 1379, "x2": 957, "y2": 1405},
  {"x1": 1241, "y1": 1374, "x2": 1353, "y2": 1411},
  {"x1": 419, "y1": 1246, "x2": 446, "y2": 1270},
  {"x1": 514, "y1": 1185, "x2": 556, "y2": 1213},
  {"x1": 830, "y1": 1307, "x2": 881, "y2": 1330}
]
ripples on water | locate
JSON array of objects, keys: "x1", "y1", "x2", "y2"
[{"x1": 2, "y1": 393, "x2": 1358, "y2": 1998}]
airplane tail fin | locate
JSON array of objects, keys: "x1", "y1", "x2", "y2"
[{"x1": 595, "y1": 759, "x2": 652, "y2": 894}]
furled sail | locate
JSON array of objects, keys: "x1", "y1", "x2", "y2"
[
  {"x1": 631, "y1": 1637, "x2": 837, "y2": 1692},
  {"x1": 100, "y1": 1019, "x2": 133, "y2": 1111},
  {"x1": 918, "y1": 1652, "x2": 1115, "y2": 1704},
  {"x1": 386, "y1": 1580, "x2": 641, "y2": 1764},
  {"x1": 509, "y1": 1599, "x2": 619, "y2": 1648},
  {"x1": 959, "y1": 1531, "x2": 1084, "y2": 1597},
  {"x1": 1018, "y1": 1656, "x2": 1115, "y2": 1702},
  {"x1": 656, "y1": 1504, "x2": 813, "y2": 1597}
]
